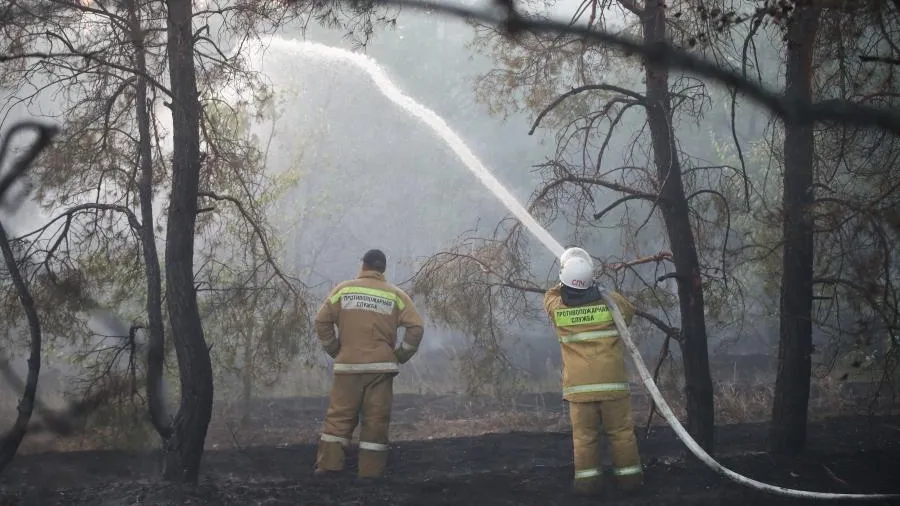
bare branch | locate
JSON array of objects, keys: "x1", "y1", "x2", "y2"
[
  {"x1": 13, "y1": 203, "x2": 142, "y2": 243},
  {"x1": 533, "y1": 169, "x2": 661, "y2": 203},
  {"x1": 0, "y1": 121, "x2": 59, "y2": 209},
  {"x1": 593, "y1": 194, "x2": 656, "y2": 221},
  {"x1": 635, "y1": 310, "x2": 681, "y2": 341},
  {"x1": 197, "y1": 191, "x2": 300, "y2": 297},
  {"x1": 0, "y1": 47, "x2": 173, "y2": 98},
  {"x1": 529, "y1": 84, "x2": 646, "y2": 135},
  {"x1": 859, "y1": 55, "x2": 900, "y2": 65},
  {"x1": 606, "y1": 251, "x2": 674, "y2": 272}
]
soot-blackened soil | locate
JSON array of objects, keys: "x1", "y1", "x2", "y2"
[{"x1": 1, "y1": 398, "x2": 899, "y2": 506}]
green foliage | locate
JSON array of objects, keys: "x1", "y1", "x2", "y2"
[
  {"x1": 195, "y1": 81, "x2": 321, "y2": 403},
  {"x1": 706, "y1": 122, "x2": 785, "y2": 302},
  {"x1": 410, "y1": 228, "x2": 546, "y2": 395}
]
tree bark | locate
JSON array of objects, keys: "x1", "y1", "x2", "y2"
[
  {"x1": 0, "y1": 222, "x2": 42, "y2": 473},
  {"x1": 125, "y1": 0, "x2": 170, "y2": 440},
  {"x1": 770, "y1": 4, "x2": 821, "y2": 455},
  {"x1": 640, "y1": 1, "x2": 715, "y2": 451},
  {"x1": 162, "y1": 0, "x2": 215, "y2": 483}
]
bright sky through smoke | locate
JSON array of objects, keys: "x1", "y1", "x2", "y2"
[{"x1": 245, "y1": 37, "x2": 567, "y2": 260}]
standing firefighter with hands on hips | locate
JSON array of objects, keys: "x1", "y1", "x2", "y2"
[
  {"x1": 544, "y1": 247, "x2": 644, "y2": 496},
  {"x1": 313, "y1": 249, "x2": 425, "y2": 479}
]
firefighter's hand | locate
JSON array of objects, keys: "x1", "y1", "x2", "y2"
[
  {"x1": 323, "y1": 341, "x2": 340, "y2": 359},
  {"x1": 395, "y1": 347, "x2": 415, "y2": 364}
]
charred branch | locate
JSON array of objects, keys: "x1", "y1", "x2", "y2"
[
  {"x1": 859, "y1": 54, "x2": 900, "y2": 65},
  {"x1": 593, "y1": 194, "x2": 656, "y2": 221},
  {"x1": 0, "y1": 122, "x2": 59, "y2": 209},
  {"x1": 529, "y1": 84, "x2": 647, "y2": 135},
  {"x1": 533, "y1": 168, "x2": 661, "y2": 202},
  {"x1": 635, "y1": 310, "x2": 681, "y2": 342}
]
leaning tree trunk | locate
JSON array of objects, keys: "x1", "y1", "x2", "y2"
[
  {"x1": 640, "y1": 1, "x2": 715, "y2": 451},
  {"x1": 0, "y1": 222, "x2": 42, "y2": 473},
  {"x1": 770, "y1": 4, "x2": 821, "y2": 455},
  {"x1": 124, "y1": 0, "x2": 170, "y2": 439},
  {"x1": 162, "y1": 0, "x2": 215, "y2": 483}
]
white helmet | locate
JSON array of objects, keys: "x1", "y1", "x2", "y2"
[
  {"x1": 560, "y1": 256, "x2": 594, "y2": 290},
  {"x1": 560, "y1": 247, "x2": 593, "y2": 270}
]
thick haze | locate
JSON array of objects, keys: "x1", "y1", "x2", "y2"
[{"x1": 0, "y1": 1, "x2": 799, "y2": 408}]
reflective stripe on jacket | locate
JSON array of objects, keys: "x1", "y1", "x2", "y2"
[
  {"x1": 543, "y1": 284, "x2": 636, "y2": 402},
  {"x1": 314, "y1": 270, "x2": 425, "y2": 374}
]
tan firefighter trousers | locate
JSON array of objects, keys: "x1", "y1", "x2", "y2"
[
  {"x1": 315, "y1": 372, "x2": 394, "y2": 478},
  {"x1": 568, "y1": 396, "x2": 643, "y2": 493}
]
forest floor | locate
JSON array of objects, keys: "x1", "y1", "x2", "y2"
[{"x1": 2, "y1": 392, "x2": 900, "y2": 506}]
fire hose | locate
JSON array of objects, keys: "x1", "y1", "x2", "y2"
[{"x1": 600, "y1": 289, "x2": 900, "y2": 501}]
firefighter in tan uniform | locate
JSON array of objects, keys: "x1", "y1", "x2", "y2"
[
  {"x1": 313, "y1": 249, "x2": 425, "y2": 479},
  {"x1": 544, "y1": 247, "x2": 643, "y2": 495}
]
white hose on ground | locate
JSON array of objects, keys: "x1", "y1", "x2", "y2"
[{"x1": 600, "y1": 290, "x2": 900, "y2": 501}]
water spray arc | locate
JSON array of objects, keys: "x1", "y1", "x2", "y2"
[
  {"x1": 272, "y1": 37, "x2": 898, "y2": 501},
  {"x1": 255, "y1": 38, "x2": 565, "y2": 260}
]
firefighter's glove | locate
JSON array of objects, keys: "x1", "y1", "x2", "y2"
[
  {"x1": 322, "y1": 339, "x2": 340, "y2": 359},
  {"x1": 395, "y1": 346, "x2": 416, "y2": 364}
]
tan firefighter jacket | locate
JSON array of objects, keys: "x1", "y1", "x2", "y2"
[
  {"x1": 314, "y1": 269, "x2": 425, "y2": 374},
  {"x1": 544, "y1": 283, "x2": 636, "y2": 402}
]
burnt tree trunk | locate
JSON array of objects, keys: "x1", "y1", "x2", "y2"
[
  {"x1": 770, "y1": 4, "x2": 821, "y2": 455},
  {"x1": 640, "y1": 1, "x2": 715, "y2": 451},
  {"x1": 162, "y1": 0, "x2": 215, "y2": 483},
  {"x1": 0, "y1": 222, "x2": 42, "y2": 473},
  {"x1": 125, "y1": 0, "x2": 170, "y2": 439}
]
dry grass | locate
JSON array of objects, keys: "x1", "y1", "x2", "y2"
[
  {"x1": 6, "y1": 343, "x2": 899, "y2": 455},
  {"x1": 714, "y1": 382, "x2": 776, "y2": 424},
  {"x1": 10, "y1": 376, "x2": 892, "y2": 455},
  {"x1": 200, "y1": 368, "x2": 895, "y2": 453},
  {"x1": 396, "y1": 405, "x2": 570, "y2": 440},
  {"x1": 636, "y1": 359, "x2": 898, "y2": 427}
]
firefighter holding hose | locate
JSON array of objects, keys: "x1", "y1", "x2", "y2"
[
  {"x1": 544, "y1": 247, "x2": 644, "y2": 496},
  {"x1": 313, "y1": 249, "x2": 425, "y2": 479}
]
